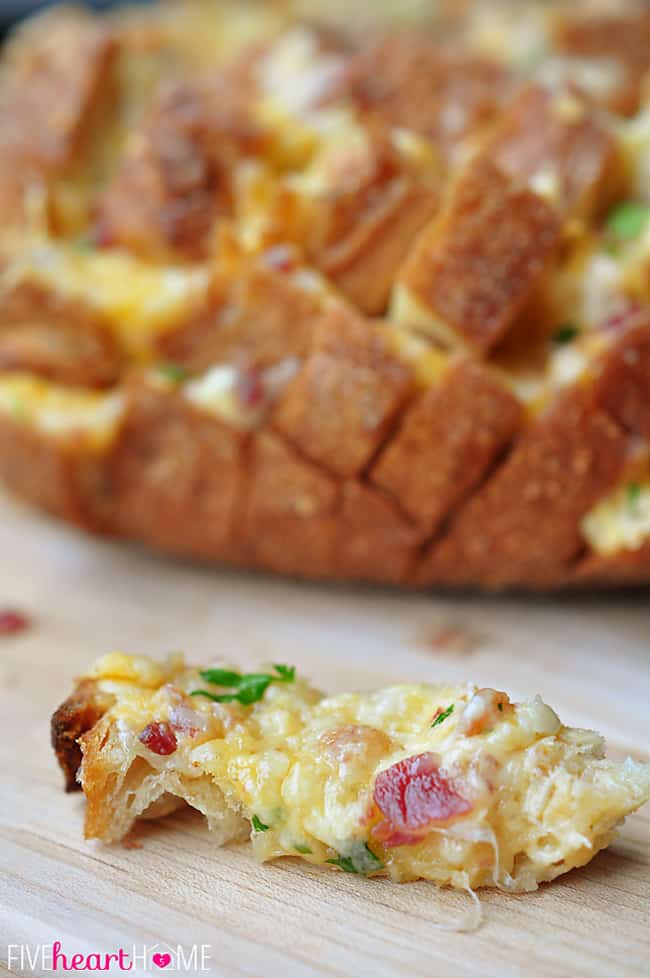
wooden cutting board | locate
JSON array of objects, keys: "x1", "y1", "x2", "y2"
[{"x1": 0, "y1": 487, "x2": 648, "y2": 978}]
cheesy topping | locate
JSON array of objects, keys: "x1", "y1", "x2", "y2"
[
  {"x1": 72, "y1": 653, "x2": 650, "y2": 894},
  {"x1": 582, "y1": 479, "x2": 650, "y2": 554}
]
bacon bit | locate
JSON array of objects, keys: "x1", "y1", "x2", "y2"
[
  {"x1": 90, "y1": 218, "x2": 116, "y2": 249},
  {"x1": 263, "y1": 245, "x2": 298, "y2": 274},
  {"x1": 0, "y1": 609, "x2": 30, "y2": 636},
  {"x1": 599, "y1": 301, "x2": 641, "y2": 334},
  {"x1": 457, "y1": 689, "x2": 511, "y2": 737},
  {"x1": 371, "y1": 752, "x2": 472, "y2": 848},
  {"x1": 235, "y1": 367, "x2": 267, "y2": 410},
  {"x1": 138, "y1": 721, "x2": 177, "y2": 756},
  {"x1": 420, "y1": 621, "x2": 483, "y2": 655}
]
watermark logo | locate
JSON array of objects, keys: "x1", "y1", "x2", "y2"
[{"x1": 5, "y1": 941, "x2": 213, "y2": 973}]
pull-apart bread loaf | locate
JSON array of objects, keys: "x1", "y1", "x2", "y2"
[
  {"x1": 2, "y1": 0, "x2": 650, "y2": 588},
  {"x1": 52, "y1": 652, "x2": 650, "y2": 891}
]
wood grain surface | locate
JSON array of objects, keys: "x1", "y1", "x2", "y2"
[{"x1": 0, "y1": 487, "x2": 648, "y2": 978}]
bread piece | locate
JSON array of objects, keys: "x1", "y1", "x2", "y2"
[
  {"x1": 52, "y1": 652, "x2": 650, "y2": 891},
  {"x1": 273, "y1": 310, "x2": 414, "y2": 477},
  {"x1": 592, "y1": 316, "x2": 650, "y2": 441},
  {"x1": 418, "y1": 384, "x2": 629, "y2": 588},
  {"x1": 488, "y1": 83, "x2": 622, "y2": 219},
  {"x1": 0, "y1": 412, "x2": 112, "y2": 528},
  {"x1": 96, "y1": 74, "x2": 264, "y2": 261},
  {"x1": 238, "y1": 430, "x2": 339, "y2": 578},
  {"x1": 340, "y1": 34, "x2": 512, "y2": 156},
  {"x1": 109, "y1": 378, "x2": 245, "y2": 559},
  {"x1": 393, "y1": 156, "x2": 562, "y2": 354},
  {"x1": 333, "y1": 481, "x2": 421, "y2": 584},
  {"x1": 157, "y1": 243, "x2": 336, "y2": 371},
  {"x1": 0, "y1": 283, "x2": 122, "y2": 388},
  {"x1": 372, "y1": 359, "x2": 523, "y2": 534},
  {"x1": 0, "y1": 8, "x2": 116, "y2": 224},
  {"x1": 555, "y1": 11, "x2": 650, "y2": 115}
]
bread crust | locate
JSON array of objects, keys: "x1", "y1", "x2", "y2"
[{"x1": 51, "y1": 679, "x2": 115, "y2": 791}]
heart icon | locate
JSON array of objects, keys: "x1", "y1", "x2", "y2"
[{"x1": 152, "y1": 952, "x2": 172, "y2": 969}]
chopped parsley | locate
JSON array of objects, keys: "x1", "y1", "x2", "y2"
[
  {"x1": 626, "y1": 482, "x2": 642, "y2": 513},
  {"x1": 252, "y1": 815, "x2": 269, "y2": 833},
  {"x1": 156, "y1": 362, "x2": 188, "y2": 384},
  {"x1": 553, "y1": 323, "x2": 580, "y2": 345},
  {"x1": 191, "y1": 663, "x2": 296, "y2": 706},
  {"x1": 294, "y1": 844, "x2": 313, "y2": 854},
  {"x1": 431, "y1": 703, "x2": 455, "y2": 728},
  {"x1": 326, "y1": 854, "x2": 357, "y2": 873},
  {"x1": 326, "y1": 842, "x2": 384, "y2": 875},
  {"x1": 605, "y1": 201, "x2": 650, "y2": 249}
]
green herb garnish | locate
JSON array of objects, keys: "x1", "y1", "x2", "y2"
[
  {"x1": 294, "y1": 844, "x2": 313, "y2": 854},
  {"x1": 252, "y1": 814, "x2": 269, "y2": 833},
  {"x1": 553, "y1": 323, "x2": 580, "y2": 345},
  {"x1": 626, "y1": 482, "x2": 642, "y2": 513},
  {"x1": 431, "y1": 703, "x2": 454, "y2": 728},
  {"x1": 326, "y1": 854, "x2": 357, "y2": 873},
  {"x1": 326, "y1": 842, "x2": 384, "y2": 875},
  {"x1": 157, "y1": 362, "x2": 188, "y2": 384},
  {"x1": 605, "y1": 201, "x2": 650, "y2": 244},
  {"x1": 191, "y1": 663, "x2": 296, "y2": 706},
  {"x1": 497, "y1": 702, "x2": 504, "y2": 712}
]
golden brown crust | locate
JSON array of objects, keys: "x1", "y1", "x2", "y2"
[
  {"x1": 0, "y1": 283, "x2": 122, "y2": 388},
  {"x1": 417, "y1": 385, "x2": 629, "y2": 588},
  {"x1": 272, "y1": 309, "x2": 414, "y2": 477},
  {"x1": 109, "y1": 380, "x2": 245, "y2": 559},
  {"x1": 371, "y1": 359, "x2": 523, "y2": 534},
  {"x1": 51, "y1": 679, "x2": 114, "y2": 792},
  {"x1": 157, "y1": 247, "x2": 327, "y2": 371},
  {"x1": 572, "y1": 541, "x2": 650, "y2": 587},
  {"x1": 95, "y1": 75, "x2": 264, "y2": 261},
  {"x1": 0, "y1": 8, "x2": 116, "y2": 224},
  {"x1": 592, "y1": 317, "x2": 650, "y2": 441},
  {"x1": 488, "y1": 83, "x2": 622, "y2": 219},
  {"x1": 239, "y1": 431, "x2": 339, "y2": 578},
  {"x1": 396, "y1": 156, "x2": 562, "y2": 354},
  {"x1": 0, "y1": 415, "x2": 109, "y2": 527},
  {"x1": 340, "y1": 34, "x2": 513, "y2": 155}
]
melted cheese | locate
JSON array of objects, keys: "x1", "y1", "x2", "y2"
[
  {"x1": 1, "y1": 238, "x2": 209, "y2": 357},
  {"x1": 0, "y1": 373, "x2": 124, "y2": 446},
  {"x1": 81, "y1": 653, "x2": 650, "y2": 892},
  {"x1": 583, "y1": 479, "x2": 650, "y2": 554}
]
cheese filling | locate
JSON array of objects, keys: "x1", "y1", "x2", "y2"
[{"x1": 68, "y1": 653, "x2": 650, "y2": 894}]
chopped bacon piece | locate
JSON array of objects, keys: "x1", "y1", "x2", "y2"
[
  {"x1": 372, "y1": 752, "x2": 471, "y2": 847},
  {"x1": 138, "y1": 721, "x2": 177, "y2": 756},
  {"x1": 0, "y1": 609, "x2": 29, "y2": 636}
]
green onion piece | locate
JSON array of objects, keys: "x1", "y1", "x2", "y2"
[
  {"x1": 627, "y1": 482, "x2": 642, "y2": 512},
  {"x1": 252, "y1": 815, "x2": 269, "y2": 833},
  {"x1": 327, "y1": 842, "x2": 384, "y2": 875},
  {"x1": 605, "y1": 201, "x2": 650, "y2": 243},
  {"x1": 294, "y1": 844, "x2": 312, "y2": 854},
  {"x1": 553, "y1": 323, "x2": 580, "y2": 345},
  {"x1": 431, "y1": 703, "x2": 455, "y2": 728},
  {"x1": 157, "y1": 363, "x2": 188, "y2": 384}
]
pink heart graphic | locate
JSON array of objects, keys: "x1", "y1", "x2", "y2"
[{"x1": 152, "y1": 952, "x2": 172, "y2": 969}]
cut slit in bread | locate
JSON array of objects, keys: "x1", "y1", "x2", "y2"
[{"x1": 52, "y1": 653, "x2": 650, "y2": 892}]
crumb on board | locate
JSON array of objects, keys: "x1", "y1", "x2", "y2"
[{"x1": 416, "y1": 620, "x2": 485, "y2": 655}]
